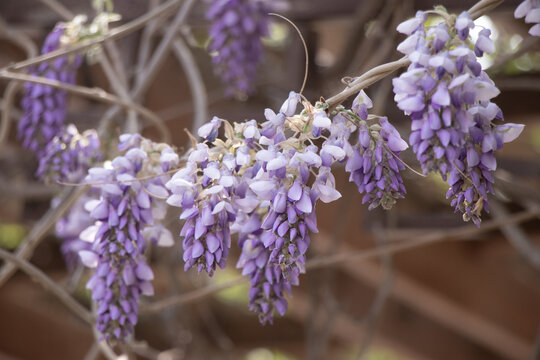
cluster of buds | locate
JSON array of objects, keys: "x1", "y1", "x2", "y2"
[
  {"x1": 79, "y1": 134, "x2": 178, "y2": 342},
  {"x1": 392, "y1": 10, "x2": 524, "y2": 224}
]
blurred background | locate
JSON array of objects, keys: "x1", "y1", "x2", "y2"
[{"x1": 0, "y1": 0, "x2": 539, "y2": 359}]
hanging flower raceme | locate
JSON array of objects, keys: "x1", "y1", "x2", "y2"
[
  {"x1": 206, "y1": 0, "x2": 270, "y2": 99},
  {"x1": 79, "y1": 134, "x2": 178, "y2": 343},
  {"x1": 236, "y1": 225, "x2": 292, "y2": 324},
  {"x1": 239, "y1": 93, "x2": 329, "y2": 323},
  {"x1": 18, "y1": 23, "x2": 82, "y2": 157},
  {"x1": 166, "y1": 143, "x2": 237, "y2": 276},
  {"x1": 446, "y1": 102, "x2": 524, "y2": 225},
  {"x1": 392, "y1": 10, "x2": 524, "y2": 224},
  {"x1": 343, "y1": 91, "x2": 408, "y2": 210},
  {"x1": 36, "y1": 124, "x2": 102, "y2": 184},
  {"x1": 515, "y1": 0, "x2": 540, "y2": 36}
]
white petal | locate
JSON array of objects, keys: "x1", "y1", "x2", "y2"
[
  {"x1": 80, "y1": 225, "x2": 98, "y2": 243},
  {"x1": 79, "y1": 251, "x2": 98, "y2": 268},
  {"x1": 497, "y1": 123, "x2": 525, "y2": 143}
]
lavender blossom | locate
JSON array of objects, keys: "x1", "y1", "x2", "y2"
[
  {"x1": 446, "y1": 103, "x2": 524, "y2": 225},
  {"x1": 393, "y1": 10, "x2": 524, "y2": 224},
  {"x1": 515, "y1": 0, "x2": 540, "y2": 36},
  {"x1": 80, "y1": 135, "x2": 178, "y2": 343},
  {"x1": 166, "y1": 144, "x2": 236, "y2": 276},
  {"x1": 206, "y1": 0, "x2": 270, "y2": 98},
  {"x1": 236, "y1": 229, "x2": 292, "y2": 324},
  {"x1": 346, "y1": 117, "x2": 408, "y2": 210},
  {"x1": 393, "y1": 11, "x2": 491, "y2": 178},
  {"x1": 242, "y1": 95, "x2": 327, "y2": 322},
  {"x1": 37, "y1": 124, "x2": 101, "y2": 184},
  {"x1": 18, "y1": 24, "x2": 82, "y2": 157}
]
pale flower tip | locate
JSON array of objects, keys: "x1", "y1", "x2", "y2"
[
  {"x1": 388, "y1": 135, "x2": 409, "y2": 152},
  {"x1": 158, "y1": 229, "x2": 175, "y2": 247},
  {"x1": 79, "y1": 250, "x2": 98, "y2": 268},
  {"x1": 498, "y1": 123, "x2": 525, "y2": 143}
]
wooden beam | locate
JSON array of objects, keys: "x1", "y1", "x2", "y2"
[{"x1": 313, "y1": 233, "x2": 533, "y2": 360}]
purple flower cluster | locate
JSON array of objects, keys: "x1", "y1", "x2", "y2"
[
  {"x1": 206, "y1": 0, "x2": 270, "y2": 98},
  {"x1": 515, "y1": 0, "x2": 540, "y2": 36},
  {"x1": 346, "y1": 116, "x2": 408, "y2": 210},
  {"x1": 446, "y1": 103, "x2": 524, "y2": 225},
  {"x1": 80, "y1": 134, "x2": 178, "y2": 342},
  {"x1": 36, "y1": 124, "x2": 101, "y2": 184},
  {"x1": 166, "y1": 141, "x2": 236, "y2": 276},
  {"x1": 237, "y1": 93, "x2": 330, "y2": 323},
  {"x1": 393, "y1": 11, "x2": 524, "y2": 224},
  {"x1": 18, "y1": 24, "x2": 82, "y2": 157},
  {"x1": 236, "y1": 229, "x2": 292, "y2": 324},
  {"x1": 314, "y1": 90, "x2": 408, "y2": 211},
  {"x1": 168, "y1": 89, "x2": 408, "y2": 323}
]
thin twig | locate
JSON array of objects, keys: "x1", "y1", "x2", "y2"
[
  {"x1": 92, "y1": 317, "x2": 119, "y2": 360},
  {"x1": 134, "y1": 0, "x2": 197, "y2": 97},
  {"x1": 83, "y1": 342, "x2": 101, "y2": 360},
  {"x1": 355, "y1": 225, "x2": 393, "y2": 359},
  {"x1": 270, "y1": 13, "x2": 309, "y2": 94},
  {"x1": 0, "y1": 16, "x2": 38, "y2": 58},
  {"x1": 98, "y1": 52, "x2": 140, "y2": 134},
  {"x1": 171, "y1": 37, "x2": 208, "y2": 134},
  {"x1": 490, "y1": 200, "x2": 540, "y2": 270},
  {"x1": 135, "y1": 0, "x2": 161, "y2": 77},
  {"x1": 38, "y1": 0, "x2": 139, "y2": 134},
  {"x1": 326, "y1": 56, "x2": 410, "y2": 109},
  {"x1": 469, "y1": 0, "x2": 505, "y2": 19},
  {"x1": 0, "y1": 186, "x2": 90, "y2": 287},
  {"x1": 140, "y1": 276, "x2": 247, "y2": 313},
  {"x1": 0, "y1": 69, "x2": 170, "y2": 142},
  {"x1": 99, "y1": 0, "x2": 197, "y2": 134},
  {"x1": 4, "y1": 0, "x2": 182, "y2": 72},
  {"x1": 0, "y1": 174, "x2": 58, "y2": 199},
  {"x1": 326, "y1": 0, "x2": 502, "y2": 109},
  {"x1": 0, "y1": 82, "x2": 21, "y2": 148},
  {"x1": 0, "y1": 247, "x2": 93, "y2": 323},
  {"x1": 37, "y1": 0, "x2": 73, "y2": 20},
  {"x1": 306, "y1": 191, "x2": 353, "y2": 360},
  {"x1": 104, "y1": 42, "x2": 129, "y2": 90}
]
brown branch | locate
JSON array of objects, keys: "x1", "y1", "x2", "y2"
[
  {"x1": 0, "y1": 70, "x2": 170, "y2": 142},
  {"x1": 100, "y1": 0, "x2": 197, "y2": 129},
  {"x1": 0, "y1": 247, "x2": 93, "y2": 323},
  {"x1": 140, "y1": 276, "x2": 247, "y2": 314},
  {"x1": 37, "y1": 0, "x2": 73, "y2": 20},
  {"x1": 469, "y1": 0, "x2": 505, "y2": 19},
  {"x1": 98, "y1": 52, "x2": 140, "y2": 134},
  {"x1": 38, "y1": 0, "x2": 141, "y2": 135},
  {"x1": 0, "y1": 174, "x2": 59, "y2": 199},
  {"x1": 171, "y1": 37, "x2": 208, "y2": 134},
  {"x1": 0, "y1": 82, "x2": 21, "y2": 148},
  {"x1": 490, "y1": 200, "x2": 540, "y2": 270},
  {"x1": 354, "y1": 226, "x2": 393, "y2": 359},
  {"x1": 326, "y1": 0, "x2": 503, "y2": 109},
  {"x1": 0, "y1": 186, "x2": 89, "y2": 287},
  {"x1": 0, "y1": 16, "x2": 38, "y2": 58},
  {"x1": 4, "y1": 0, "x2": 182, "y2": 72}
]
